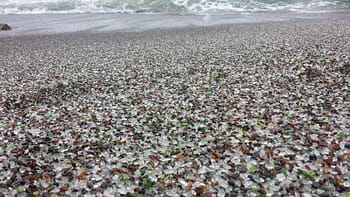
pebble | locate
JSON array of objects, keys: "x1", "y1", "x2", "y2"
[
  {"x1": 312, "y1": 182, "x2": 321, "y2": 188},
  {"x1": 0, "y1": 23, "x2": 11, "y2": 31},
  {"x1": 345, "y1": 143, "x2": 350, "y2": 149},
  {"x1": 319, "y1": 192, "x2": 331, "y2": 197}
]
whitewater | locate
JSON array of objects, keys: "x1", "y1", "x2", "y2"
[{"x1": 0, "y1": 0, "x2": 348, "y2": 15}]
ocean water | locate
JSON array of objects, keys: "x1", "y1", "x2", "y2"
[{"x1": 0, "y1": 0, "x2": 348, "y2": 15}]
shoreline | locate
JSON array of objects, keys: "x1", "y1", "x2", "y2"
[
  {"x1": 1, "y1": 16, "x2": 350, "y2": 196},
  {"x1": 0, "y1": 11, "x2": 349, "y2": 37}
]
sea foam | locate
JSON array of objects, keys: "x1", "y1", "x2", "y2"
[{"x1": 0, "y1": 0, "x2": 347, "y2": 15}]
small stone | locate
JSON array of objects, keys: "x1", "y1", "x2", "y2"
[
  {"x1": 0, "y1": 24, "x2": 11, "y2": 31},
  {"x1": 302, "y1": 193, "x2": 312, "y2": 197},
  {"x1": 319, "y1": 192, "x2": 330, "y2": 197},
  {"x1": 312, "y1": 182, "x2": 321, "y2": 188},
  {"x1": 232, "y1": 173, "x2": 240, "y2": 179},
  {"x1": 237, "y1": 166, "x2": 247, "y2": 173},
  {"x1": 309, "y1": 154, "x2": 317, "y2": 161},
  {"x1": 343, "y1": 64, "x2": 350, "y2": 75},
  {"x1": 345, "y1": 143, "x2": 350, "y2": 149},
  {"x1": 228, "y1": 179, "x2": 238, "y2": 187},
  {"x1": 344, "y1": 181, "x2": 350, "y2": 188},
  {"x1": 276, "y1": 173, "x2": 285, "y2": 182},
  {"x1": 250, "y1": 132, "x2": 259, "y2": 140}
]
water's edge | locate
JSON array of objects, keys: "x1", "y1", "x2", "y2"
[{"x1": 1, "y1": 11, "x2": 349, "y2": 37}]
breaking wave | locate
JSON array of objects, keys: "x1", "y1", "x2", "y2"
[{"x1": 0, "y1": 0, "x2": 348, "y2": 15}]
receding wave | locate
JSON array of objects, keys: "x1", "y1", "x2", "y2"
[{"x1": 0, "y1": 0, "x2": 348, "y2": 15}]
